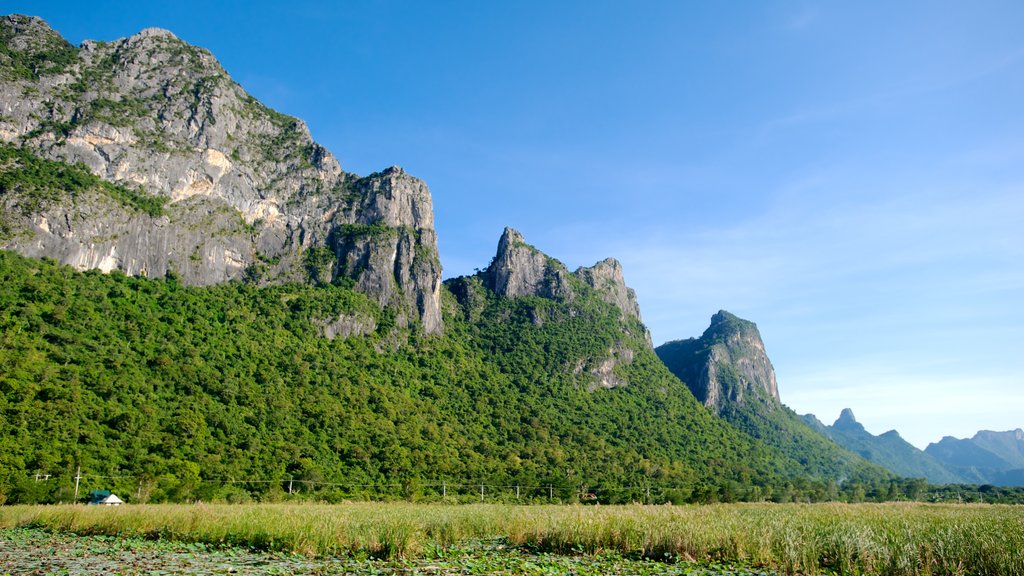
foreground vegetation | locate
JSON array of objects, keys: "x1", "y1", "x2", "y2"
[{"x1": 2, "y1": 502, "x2": 1021, "y2": 575}]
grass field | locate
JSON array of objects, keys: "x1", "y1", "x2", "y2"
[{"x1": 2, "y1": 502, "x2": 1020, "y2": 575}]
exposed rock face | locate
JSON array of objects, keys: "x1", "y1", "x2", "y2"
[
  {"x1": 484, "y1": 227, "x2": 573, "y2": 300},
  {"x1": 0, "y1": 15, "x2": 442, "y2": 332},
  {"x1": 656, "y1": 310, "x2": 780, "y2": 413},
  {"x1": 483, "y1": 227, "x2": 648, "y2": 332},
  {"x1": 472, "y1": 227, "x2": 651, "y2": 389},
  {"x1": 575, "y1": 258, "x2": 643, "y2": 322}
]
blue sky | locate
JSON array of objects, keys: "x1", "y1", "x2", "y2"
[{"x1": 10, "y1": 1, "x2": 1024, "y2": 448}]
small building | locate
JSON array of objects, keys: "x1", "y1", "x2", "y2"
[
  {"x1": 86, "y1": 490, "x2": 124, "y2": 505},
  {"x1": 98, "y1": 494, "x2": 123, "y2": 506}
]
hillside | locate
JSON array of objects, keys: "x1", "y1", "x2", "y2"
[
  {"x1": 656, "y1": 312, "x2": 892, "y2": 487},
  {"x1": 804, "y1": 409, "x2": 965, "y2": 484},
  {"x1": 926, "y1": 429, "x2": 1024, "y2": 486},
  {"x1": 1, "y1": 246, "x2": 900, "y2": 505}
]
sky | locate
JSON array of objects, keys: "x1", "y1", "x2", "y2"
[{"x1": 9, "y1": 1, "x2": 1023, "y2": 448}]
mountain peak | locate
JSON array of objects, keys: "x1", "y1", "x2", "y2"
[
  {"x1": 836, "y1": 408, "x2": 858, "y2": 426},
  {"x1": 575, "y1": 257, "x2": 643, "y2": 323},
  {"x1": 132, "y1": 27, "x2": 178, "y2": 41},
  {"x1": 656, "y1": 310, "x2": 780, "y2": 412},
  {"x1": 0, "y1": 14, "x2": 443, "y2": 333},
  {"x1": 484, "y1": 228, "x2": 571, "y2": 300},
  {"x1": 833, "y1": 408, "x2": 867, "y2": 433}
]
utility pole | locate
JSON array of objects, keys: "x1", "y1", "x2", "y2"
[
  {"x1": 74, "y1": 466, "x2": 81, "y2": 501},
  {"x1": 480, "y1": 483, "x2": 484, "y2": 502},
  {"x1": 288, "y1": 477, "x2": 293, "y2": 495},
  {"x1": 442, "y1": 482, "x2": 447, "y2": 498}
]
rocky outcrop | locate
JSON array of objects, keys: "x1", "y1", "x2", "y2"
[
  {"x1": 470, "y1": 227, "x2": 651, "y2": 388},
  {"x1": 483, "y1": 227, "x2": 573, "y2": 300},
  {"x1": 575, "y1": 258, "x2": 642, "y2": 322},
  {"x1": 0, "y1": 15, "x2": 442, "y2": 332},
  {"x1": 482, "y1": 227, "x2": 648, "y2": 331},
  {"x1": 656, "y1": 311, "x2": 780, "y2": 413}
]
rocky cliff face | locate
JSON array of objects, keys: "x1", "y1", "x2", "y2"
[
  {"x1": 656, "y1": 310, "x2": 779, "y2": 413},
  {"x1": 483, "y1": 227, "x2": 574, "y2": 301},
  {"x1": 482, "y1": 227, "x2": 648, "y2": 330},
  {"x1": 0, "y1": 15, "x2": 442, "y2": 333},
  {"x1": 469, "y1": 227, "x2": 650, "y2": 388},
  {"x1": 575, "y1": 257, "x2": 643, "y2": 323}
]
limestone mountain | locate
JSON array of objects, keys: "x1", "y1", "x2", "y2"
[
  {"x1": 804, "y1": 409, "x2": 965, "y2": 484},
  {"x1": 926, "y1": 429, "x2": 1024, "y2": 486},
  {"x1": 656, "y1": 312, "x2": 891, "y2": 484},
  {"x1": 1, "y1": 15, "x2": 905, "y2": 505},
  {"x1": 453, "y1": 227, "x2": 649, "y2": 389},
  {"x1": 0, "y1": 14, "x2": 441, "y2": 333},
  {"x1": 480, "y1": 227, "x2": 645, "y2": 323},
  {"x1": 656, "y1": 311, "x2": 779, "y2": 412}
]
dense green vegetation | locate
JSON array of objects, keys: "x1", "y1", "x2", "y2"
[
  {"x1": 0, "y1": 16, "x2": 77, "y2": 81},
  {"x1": 806, "y1": 411, "x2": 965, "y2": 484},
  {"x1": 655, "y1": 315, "x2": 893, "y2": 490},
  {"x1": 1, "y1": 250, "x2": 909, "y2": 506},
  {"x1": 4, "y1": 502, "x2": 1023, "y2": 575},
  {"x1": 0, "y1": 143, "x2": 166, "y2": 221}
]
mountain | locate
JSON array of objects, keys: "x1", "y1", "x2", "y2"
[
  {"x1": 656, "y1": 312, "x2": 891, "y2": 487},
  {"x1": 804, "y1": 409, "x2": 965, "y2": 484},
  {"x1": 0, "y1": 232, "x2": 885, "y2": 505},
  {"x1": 0, "y1": 15, "x2": 908, "y2": 505},
  {"x1": 925, "y1": 429, "x2": 1024, "y2": 486},
  {"x1": 656, "y1": 311, "x2": 779, "y2": 412},
  {"x1": 0, "y1": 14, "x2": 442, "y2": 333}
]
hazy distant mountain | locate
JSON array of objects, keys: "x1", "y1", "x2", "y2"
[
  {"x1": 926, "y1": 429, "x2": 1024, "y2": 486},
  {"x1": 804, "y1": 409, "x2": 965, "y2": 484}
]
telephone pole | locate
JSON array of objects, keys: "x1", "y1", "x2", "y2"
[{"x1": 74, "y1": 466, "x2": 81, "y2": 501}]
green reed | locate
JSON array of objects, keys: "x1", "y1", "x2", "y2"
[{"x1": 2, "y1": 502, "x2": 1020, "y2": 575}]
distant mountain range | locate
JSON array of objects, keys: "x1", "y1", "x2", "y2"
[{"x1": 802, "y1": 410, "x2": 1024, "y2": 486}]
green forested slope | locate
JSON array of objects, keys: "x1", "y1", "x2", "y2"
[{"x1": 1, "y1": 251, "x2": 904, "y2": 504}]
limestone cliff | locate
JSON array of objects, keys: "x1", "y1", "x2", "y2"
[
  {"x1": 482, "y1": 227, "x2": 648, "y2": 329},
  {"x1": 483, "y1": 227, "x2": 574, "y2": 301},
  {"x1": 0, "y1": 15, "x2": 441, "y2": 333},
  {"x1": 656, "y1": 310, "x2": 779, "y2": 413},
  {"x1": 575, "y1": 258, "x2": 643, "y2": 323},
  {"x1": 467, "y1": 227, "x2": 650, "y2": 388}
]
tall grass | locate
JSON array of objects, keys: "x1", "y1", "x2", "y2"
[{"x1": 2, "y1": 502, "x2": 1020, "y2": 575}]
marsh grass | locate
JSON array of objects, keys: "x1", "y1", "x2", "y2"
[{"x1": 2, "y1": 502, "x2": 1020, "y2": 575}]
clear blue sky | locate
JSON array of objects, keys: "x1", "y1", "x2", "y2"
[{"x1": 10, "y1": 1, "x2": 1024, "y2": 448}]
